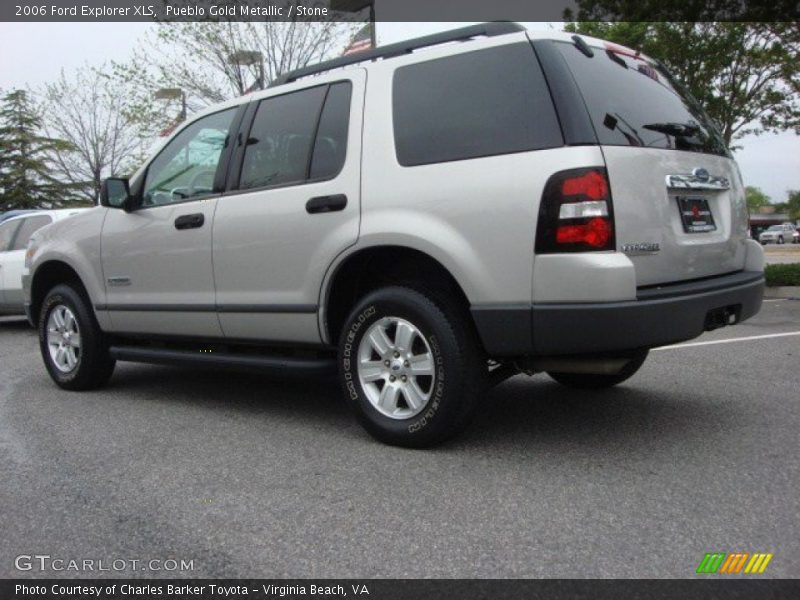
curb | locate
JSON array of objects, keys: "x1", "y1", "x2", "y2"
[{"x1": 764, "y1": 286, "x2": 800, "y2": 299}]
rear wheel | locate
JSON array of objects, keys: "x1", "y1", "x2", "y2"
[
  {"x1": 338, "y1": 286, "x2": 485, "y2": 447},
  {"x1": 548, "y1": 350, "x2": 648, "y2": 390},
  {"x1": 39, "y1": 284, "x2": 115, "y2": 390},
  {"x1": 778, "y1": 236, "x2": 784, "y2": 244}
]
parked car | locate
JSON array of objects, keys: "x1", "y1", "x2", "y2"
[
  {"x1": 1, "y1": 209, "x2": 88, "y2": 316},
  {"x1": 23, "y1": 23, "x2": 764, "y2": 447},
  {"x1": 758, "y1": 223, "x2": 797, "y2": 245},
  {"x1": 795, "y1": 226, "x2": 800, "y2": 244}
]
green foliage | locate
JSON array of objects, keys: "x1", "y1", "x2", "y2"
[
  {"x1": 745, "y1": 186, "x2": 771, "y2": 212},
  {"x1": 564, "y1": 19, "x2": 800, "y2": 147},
  {"x1": 787, "y1": 190, "x2": 800, "y2": 220},
  {"x1": 765, "y1": 263, "x2": 800, "y2": 287},
  {"x1": 0, "y1": 90, "x2": 80, "y2": 210}
]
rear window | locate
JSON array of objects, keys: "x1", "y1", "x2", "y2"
[
  {"x1": 393, "y1": 43, "x2": 563, "y2": 166},
  {"x1": 556, "y1": 41, "x2": 728, "y2": 157}
]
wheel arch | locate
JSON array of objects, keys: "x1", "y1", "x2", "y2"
[
  {"x1": 320, "y1": 244, "x2": 476, "y2": 346},
  {"x1": 30, "y1": 260, "x2": 90, "y2": 324}
]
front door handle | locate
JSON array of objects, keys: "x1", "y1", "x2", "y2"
[
  {"x1": 174, "y1": 213, "x2": 205, "y2": 230},
  {"x1": 306, "y1": 194, "x2": 347, "y2": 214}
]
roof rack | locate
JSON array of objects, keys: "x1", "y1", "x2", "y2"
[{"x1": 269, "y1": 22, "x2": 526, "y2": 88}]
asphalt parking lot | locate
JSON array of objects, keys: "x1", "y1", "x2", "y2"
[{"x1": 1, "y1": 300, "x2": 798, "y2": 579}]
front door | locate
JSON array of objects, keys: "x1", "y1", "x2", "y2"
[
  {"x1": 213, "y1": 72, "x2": 365, "y2": 343},
  {"x1": 100, "y1": 107, "x2": 239, "y2": 337}
]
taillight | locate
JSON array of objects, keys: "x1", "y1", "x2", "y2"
[{"x1": 535, "y1": 167, "x2": 615, "y2": 253}]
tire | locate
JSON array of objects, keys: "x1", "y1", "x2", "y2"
[
  {"x1": 548, "y1": 350, "x2": 649, "y2": 390},
  {"x1": 38, "y1": 283, "x2": 115, "y2": 391},
  {"x1": 338, "y1": 286, "x2": 485, "y2": 447},
  {"x1": 778, "y1": 236, "x2": 784, "y2": 245}
]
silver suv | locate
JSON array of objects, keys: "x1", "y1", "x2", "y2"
[
  {"x1": 758, "y1": 223, "x2": 798, "y2": 245},
  {"x1": 23, "y1": 23, "x2": 765, "y2": 447}
]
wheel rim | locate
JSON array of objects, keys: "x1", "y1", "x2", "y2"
[
  {"x1": 357, "y1": 316, "x2": 435, "y2": 420},
  {"x1": 46, "y1": 305, "x2": 81, "y2": 374}
]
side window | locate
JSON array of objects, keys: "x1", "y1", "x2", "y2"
[
  {"x1": 143, "y1": 108, "x2": 237, "y2": 207},
  {"x1": 310, "y1": 82, "x2": 353, "y2": 180},
  {"x1": 239, "y1": 86, "x2": 328, "y2": 191},
  {"x1": 0, "y1": 221, "x2": 22, "y2": 252},
  {"x1": 393, "y1": 43, "x2": 563, "y2": 166},
  {"x1": 10, "y1": 215, "x2": 52, "y2": 251}
]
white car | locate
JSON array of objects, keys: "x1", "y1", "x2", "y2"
[
  {"x1": 0, "y1": 209, "x2": 88, "y2": 316},
  {"x1": 758, "y1": 223, "x2": 797, "y2": 245}
]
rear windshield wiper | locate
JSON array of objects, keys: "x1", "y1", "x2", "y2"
[{"x1": 642, "y1": 122, "x2": 701, "y2": 137}]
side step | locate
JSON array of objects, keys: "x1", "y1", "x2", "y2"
[{"x1": 109, "y1": 346, "x2": 336, "y2": 378}]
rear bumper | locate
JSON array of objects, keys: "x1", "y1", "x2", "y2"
[{"x1": 472, "y1": 270, "x2": 764, "y2": 357}]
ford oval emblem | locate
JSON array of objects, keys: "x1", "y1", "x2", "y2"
[{"x1": 692, "y1": 167, "x2": 710, "y2": 181}]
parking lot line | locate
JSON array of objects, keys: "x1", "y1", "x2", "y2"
[{"x1": 654, "y1": 331, "x2": 800, "y2": 351}]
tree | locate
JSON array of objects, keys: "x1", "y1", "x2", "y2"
[
  {"x1": 786, "y1": 189, "x2": 800, "y2": 220},
  {"x1": 111, "y1": 20, "x2": 357, "y2": 137},
  {"x1": 563, "y1": 20, "x2": 800, "y2": 147},
  {"x1": 40, "y1": 66, "x2": 150, "y2": 204},
  {"x1": 0, "y1": 90, "x2": 78, "y2": 210},
  {"x1": 745, "y1": 186, "x2": 771, "y2": 212}
]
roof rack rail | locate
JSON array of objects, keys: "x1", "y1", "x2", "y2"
[{"x1": 269, "y1": 21, "x2": 526, "y2": 88}]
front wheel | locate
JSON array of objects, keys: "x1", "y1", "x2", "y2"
[
  {"x1": 778, "y1": 236, "x2": 784, "y2": 245},
  {"x1": 39, "y1": 284, "x2": 116, "y2": 390},
  {"x1": 338, "y1": 287, "x2": 485, "y2": 447},
  {"x1": 548, "y1": 350, "x2": 649, "y2": 390}
]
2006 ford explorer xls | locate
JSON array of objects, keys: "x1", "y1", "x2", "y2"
[{"x1": 24, "y1": 23, "x2": 764, "y2": 447}]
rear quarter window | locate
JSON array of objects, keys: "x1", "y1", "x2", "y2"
[{"x1": 392, "y1": 43, "x2": 563, "y2": 167}]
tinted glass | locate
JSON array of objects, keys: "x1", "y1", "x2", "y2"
[
  {"x1": 393, "y1": 43, "x2": 563, "y2": 166},
  {"x1": 556, "y1": 42, "x2": 728, "y2": 156},
  {"x1": 240, "y1": 86, "x2": 328, "y2": 190},
  {"x1": 143, "y1": 108, "x2": 236, "y2": 207},
  {"x1": 10, "y1": 215, "x2": 52, "y2": 251},
  {"x1": 0, "y1": 220, "x2": 21, "y2": 252},
  {"x1": 310, "y1": 82, "x2": 353, "y2": 180}
]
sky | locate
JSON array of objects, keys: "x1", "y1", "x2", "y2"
[{"x1": 1, "y1": 21, "x2": 798, "y2": 203}]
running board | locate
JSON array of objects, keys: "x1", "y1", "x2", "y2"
[{"x1": 109, "y1": 346, "x2": 336, "y2": 377}]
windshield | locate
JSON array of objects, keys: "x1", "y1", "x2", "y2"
[
  {"x1": 767, "y1": 225, "x2": 784, "y2": 231},
  {"x1": 556, "y1": 41, "x2": 729, "y2": 157}
]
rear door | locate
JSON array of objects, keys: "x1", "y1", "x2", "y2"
[
  {"x1": 0, "y1": 219, "x2": 24, "y2": 308},
  {"x1": 212, "y1": 72, "x2": 365, "y2": 343},
  {"x1": 553, "y1": 39, "x2": 749, "y2": 286}
]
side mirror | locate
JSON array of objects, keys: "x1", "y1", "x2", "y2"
[{"x1": 100, "y1": 178, "x2": 133, "y2": 211}]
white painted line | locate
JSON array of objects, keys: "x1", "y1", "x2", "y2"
[
  {"x1": 653, "y1": 331, "x2": 800, "y2": 351},
  {"x1": 763, "y1": 299, "x2": 787, "y2": 302}
]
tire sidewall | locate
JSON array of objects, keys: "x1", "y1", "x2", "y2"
[
  {"x1": 38, "y1": 285, "x2": 100, "y2": 387},
  {"x1": 339, "y1": 289, "x2": 470, "y2": 445}
]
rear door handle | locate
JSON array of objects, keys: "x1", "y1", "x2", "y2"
[
  {"x1": 174, "y1": 213, "x2": 205, "y2": 230},
  {"x1": 306, "y1": 194, "x2": 347, "y2": 214}
]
